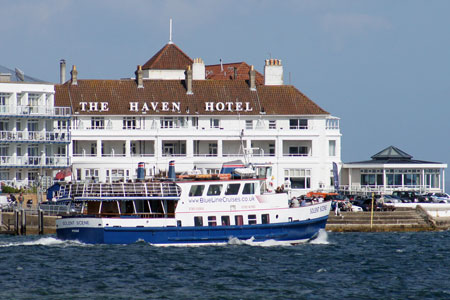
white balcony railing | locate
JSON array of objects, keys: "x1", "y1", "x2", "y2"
[
  {"x1": 0, "y1": 131, "x2": 70, "y2": 143},
  {"x1": 0, "y1": 156, "x2": 71, "y2": 167},
  {"x1": 0, "y1": 105, "x2": 71, "y2": 117}
]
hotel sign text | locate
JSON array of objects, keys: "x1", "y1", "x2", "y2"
[{"x1": 79, "y1": 101, "x2": 253, "y2": 113}]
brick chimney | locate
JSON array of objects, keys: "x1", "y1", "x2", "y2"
[
  {"x1": 135, "y1": 65, "x2": 143, "y2": 88},
  {"x1": 70, "y1": 65, "x2": 78, "y2": 85},
  {"x1": 264, "y1": 59, "x2": 283, "y2": 86},
  {"x1": 249, "y1": 65, "x2": 256, "y2": 91},
  {"x1": 185, "y1": 65, "x2": 193, "y2": 94},
  {"x1": 192, "y1": 58, "x2": 205, "y2": 80}
]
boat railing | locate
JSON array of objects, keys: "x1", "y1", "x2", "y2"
[
  {"x1": 71, "y1": 212, "x2": 176, "y2": 218},
  {"x1": 58, "y1": 181, "x2": 181, "y2": 199}
]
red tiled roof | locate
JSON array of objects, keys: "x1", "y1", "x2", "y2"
[
  {"x1": 141, "y1": 43, "x2": 193, "y2": 70},
  {"x1": 205, "y1": 62, "x2": 264, "y2": 84},
  {"x1": 55, "y1": 79, "x2": 328, "y2": 116}
]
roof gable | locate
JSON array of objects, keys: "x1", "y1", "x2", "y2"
[
  {"x1": 205, "y1": 62, "x2": 264, "y2": 84},
  {"x1": 371, "y1": 146, "x2": 413, "y2": 160},
  {"x1": 142, "y1": 43, "x2": 193, "y2": 70}
]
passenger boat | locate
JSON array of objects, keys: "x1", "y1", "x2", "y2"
[{"x1": 55, "y1": 162, "x2": 331, "y2": 245}]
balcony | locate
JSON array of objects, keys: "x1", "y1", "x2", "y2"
[
  {"x1": 0, "y1": 156, "x2": 71, "y2": 168},
  {"x1": 0, "y1": 105, "x2": 71, "y2": 117},
  {"x1": 0, "y1": 131, "x2": 70, "y2": 143}
]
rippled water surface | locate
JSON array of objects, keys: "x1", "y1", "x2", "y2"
[{"x1": 1, "y1": 230, "x2": 449, "y2": 300}]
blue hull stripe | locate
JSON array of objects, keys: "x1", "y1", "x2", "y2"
[{"x1": 57, "y1": 216, "x2": 328, "y2": 245}]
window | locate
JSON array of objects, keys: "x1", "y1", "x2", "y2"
[
  {"x1": 289, "y1": 146, "x2": 308, "y2": 156},
  {"x1": 245, "y1": 120, "x2": 253, "y2": 130},
  {"x1": 28, "y1": 171, "x2": 38, "y2": 183},
  {"x1": 329, "y1": 140, "x2": 336, "y2": 156},
  {"x1": 0, "y1": 93, "x2": 10, "y2": 105},
  {"x1": 191, "y1": 117, "x2": 198, "y2": 128},
  {"x1": 225, "y1": 184, "x2": 240, "y2": 195},
  {"x1": 221, "y1": 216, "x2": 230, "y2": 226},
  {"x1": 161, "y1": 117, "x2": 185, "y2": 129},
  {"x1": 0, "y1": 171, "x2": 9, "y2": 180},
  {"x1": 194, "y1": 216, "x2": 203, "y2": 226},
  {"x1": 248, "y1": 214, "x2": 257, "y2": 225},
  {"x1": 206, "y1": 168, "x2": 220, "y2": 175},
  {"x1": 269, "y1": 120, "x2": 276, "y2": 129},
  {"x1": 242, "y1": 183, "x2": 255, "y2": 194},
  {"x1": 269, "y1": 144, "x2": 275, "y2": 156},
  {"x1": 56, "y1": 145, "x2": 66, "y2": 156},
  {"x1": 208, "y1": 216, "x2": 217, "y2": 226},
  {"x1": 210, "y1": 118, "x2": 220, "y2": 128},
  {"x1": 284, "y1": 168, "x2": 311, "y2": 189},
  {"x1": 28, "y1": 93, "x2": 40, "y2": 106},
  {"x1": 123, "y1": 117, "x2": 137, "y2": 129},
  {"x1": 189, "y1": 185, "x2": 205, "y2": 197},
  {"x1": 261, "y1": 214, "x2": 270, "y2": 224},
  {"x1": 27, "y1": 120, "x2": 38, "y2": 132},
  {"x1": 208, "y1": 143, "x2": 218, "y2": 156},
  {"x1": 85, "y1": 169, "x2": 99, "y2": 181},
  {"x1": 0, "y1": 119, "x2": 8, "y2": 131},
  {"x1": 57, "y1": 120, "x2": 68, "y2": 130},
  {"x1": 235, "y1": 215, "x2": 244, "y2": 226},
  {"x1": 207, "y1": 184, "x2": 222, "y2": 196},
  {"x1": 289, "y1": 119, "x2": 308, "y2": 130},
  {"x1": 91, "y1": 117, "x2": 105, "y2": 129}
]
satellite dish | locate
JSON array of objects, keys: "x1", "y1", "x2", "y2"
[{"x1": 15, "y1": 68, "x2": 24, "y2": 81}]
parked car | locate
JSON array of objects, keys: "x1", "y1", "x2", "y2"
[
  {"x1": 391, "y1": 191, "x2": 427, "y2": 203},
  {"x1": 426, "y1": 193, "x2": 450, "y2": 203},
  {"x1": 382, "y1": 195, "x2": 402, "y2": 204}
]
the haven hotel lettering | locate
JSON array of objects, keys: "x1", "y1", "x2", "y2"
[{"x1": 79, "y1": 101, "x2": 253, "y2": 113}]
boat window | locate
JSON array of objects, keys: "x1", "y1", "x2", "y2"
[
  {"x1": 207, "y1": 184, "x2": 223, "y2": 196},
  {"x1": 248, "y1": 214, "x2": 257, "y2": 225},
  {"x1": 208, "y1": 216, "x2": 217, "y2": 226},
  {"x1": 189, "y1": 185, "x2": 205, "y2": 197},
  {"x1": 242, "y1": 183, "x2": 255, "y2": 194},
  {"x1": 262, "y1": 214, "x2": 270, "y2": 224},
  {"x1": 221, "y1": 216, "x2": 230, "y2": 226},
  {"x1": 120, "y1": 200, "x2": 135, "y2": 214},
  {"x1": 100, "y1": 201, "x2": 119, "y2": 215},
  {"x1": 194, "y1": 216, "x2": 203, "y2": 226},
  {"x1": 134, "y1": 200, "x2": 150, "y2": 213},
  {"x1": 235, "y1": 215, "x2": 244, "y2": 226},
  {"x1": 225, "y1": 183, "x2": 240, "y2": 195}
]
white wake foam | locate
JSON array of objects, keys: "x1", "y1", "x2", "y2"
[
  {"x1": 0, "y1": 237, "x2": 85, "y2": 248},
  {"x1": 308, "y1": 229, "x2": 330, "y2": 245}
]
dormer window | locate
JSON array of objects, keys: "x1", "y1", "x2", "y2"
[{"x1": 289, "y1": 119, "x2": 308, "y2": 130}]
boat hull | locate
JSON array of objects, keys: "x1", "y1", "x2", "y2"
[{"x1": 56, "y1": 216, "x2": 328, "y2": 245}]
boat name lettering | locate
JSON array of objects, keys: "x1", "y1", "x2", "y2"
[
  {"x1": 188, "y1": 196, "x2": 255, "y2": 204},
  {"x1": 62, "y1": 220, "x2": 89, "y2": 226},
  {"x1": 310, "y1": 205, "x2": 328, "y2": 214}
]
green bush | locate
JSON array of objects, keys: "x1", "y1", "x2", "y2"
[{"x1": 1, "y1": 185, "x2": 21, "y2": 194}]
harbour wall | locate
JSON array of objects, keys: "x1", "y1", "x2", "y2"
[{"x1": 326, "y1": 205, "x2": 450, "y2": 232}]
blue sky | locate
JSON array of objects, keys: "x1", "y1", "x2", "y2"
[{"x1": 2, "y1": 0, "x2": 449, "y2": 190}]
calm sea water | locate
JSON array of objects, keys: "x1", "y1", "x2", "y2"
[{"x1": 0, "y1": 230, "x2": 449, "y2": 300}]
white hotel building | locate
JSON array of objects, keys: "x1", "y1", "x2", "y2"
[
  {"x1": 55, "y1": 42, "x2": 342, "y2": 196},
  {"x1": 0, "y1": 65, "x2": 71, "y2": 188}
]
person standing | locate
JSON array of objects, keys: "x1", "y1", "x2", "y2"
[{"x1": 18, "y1": 193, "x2": 24, "y2": 208}]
